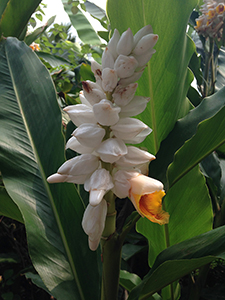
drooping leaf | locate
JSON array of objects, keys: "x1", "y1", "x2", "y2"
[
  {"x1": 0, "y1": 0, "x2": 42, "y2": 38},
  {"x1": 128, "y1": 225, "x2": 225, "y2": 300},
  {"x1": 119, "y1": 270, "x2": 142, "y2": 293},
  {"x1": 0, "y1": 186, "x2": 23, "y2": 223},
  {"x1": 61, "y1": 0, "x2": 101, "y2": 45},
  {"x1": 0, "y1": 37, "x2": 100, "y2": 300},
  {"x1": 107, "y1": 0, "x2": 197, "y2": 154}
]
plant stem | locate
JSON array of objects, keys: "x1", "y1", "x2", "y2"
[
  {"x1": 100, "y1": 191, "x2": 122, "y2": 300},
  {"x1": 203, "y1": 38, "x2": 214, "y2": 97}
]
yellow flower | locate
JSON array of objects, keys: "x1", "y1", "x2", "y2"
[{"x1": 129, "y1": 174, "x2": 169, "y2": 225}]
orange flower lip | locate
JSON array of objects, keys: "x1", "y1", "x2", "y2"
[{"x1": 128, "y1": 174, "x2": 169, "y2": 225}]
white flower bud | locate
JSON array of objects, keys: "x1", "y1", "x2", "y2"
[
  {"x1": 107, "y1": 28, "x2": 120, "y2": 60},
  {"x1": 93, "y1": 99, "x2": 121, "y2": 126},
  {"x1": 133, "y1": 25, "x2": 153, "y2": 47},
  {"x1": 113, "y1": 170, "x2": 139, "y2": 198},
  {"x1": 119, "y1": 96, "x2": 150, "y2": 117},
  {"x1": 82, "y1": 200, "x2": 107, "y2": 251},
  {"x1": 112, "y1": 83, "x2": 138, "y2": 107},
  {"x1": 79, "y1": 91, "x2": 92, "y2": 107},
  {"x1": 118, "y1": 68, "x2": 144, "y2": 86},
  {"x1": 66, "y1": 136, "x2": 94, "y2": 154},
  {"x1": 64, "y1": 104, "x2": 97, "y2": 127},
  {"x1": 134, "y1": 49, "x2": 156, "y2": 68},
  {"x1": 116, "y1": 146, "x2": 155, "y2": 167},
  {"x1": 73, "y1": 123, "x2": 105, "y2": 148},
  {"x1": 58, "y1": 154, "x2": 99, "y2": 177},
  {"x1": 114, "y1": 55, "x2": 138, "y2": 78},
  {"x1": 82, "y1": 81, "x2": 105, "y2": 105},
  {"x1": 125, "y1": 127, "x2": 152, "y2": 144},
  {"x1": 133, "y1": 34, "x2": 158, "y2": 56},
  {"x1": 110, "y1": 117, "x2": 151, "y2": 141},
  {"x1": 91, "y1": 60, "x2": 102, "y2": 87},
  {"x1": 116, "y1": 28, "x2": 134, "y2": 56},
  {"x1": 84, "y1": 169, "x2": 114, "y2": 206},
  {"x1": 102, "y1": 47, "x2": 115, "y2": 69},
  {"x1": 102, "y1": 68, "x2": 118, "y2": 92},
  {"x1": 96, "y1": 138, "x2": 127, "y2": 163}
]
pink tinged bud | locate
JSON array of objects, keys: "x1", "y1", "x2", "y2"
[
  {"x1": 93, "y1": 99, "x2": 121, "y2": 126},
  {"x1": 110, "y1": 117, "x2": 152, "y2": 142},
  {"x1": 133, "y1": 25, "x2": 153, "y2": 47},
  {"x1": 82, "y1": 200, "x2": 107, "y2": 251},
  {"x1": 118, "y1": 68, "x2": 144, "y2": 86},
  {"x1": 127, "y1": 127, "x2": 152, "y2": 144},
  {"x1": 134, "y1": 49, "x2": 156, "y2": 68},
  {"x1": 66, "y1": 136, "x2": 94, "y2": 154},
  {"x1": 112, "y1": 83, "x2": 138, "y2": 107},
  {"x1": 116, "y1": 146, "x2": 155, "y2": 167},
  {"x1": 101, "y1": 68, "x2": 118, "y2": 92},
  {"x1": 114, "y1": 55, "x2": 138, "y2": 78},
  {"x1": 73, "y1": 123, "x2": 105, "y2": 148},
  {"x1": 107, "y1": 28, "x2": 120, "y2": 60},
  {"x1": 84, "y1": 169, "x2": 114, "y2": 206},
  {"x1": 47, "y1": 173, "x2": 68, "y2": 183},
  {"x1": 82, "y1": 81, "x2": 105, "y2": 105},
  {"x1": 133, "y1": 34, "x2": 158, "y2": 56},
  {"x1": 113, "y1": 170, "x2": 139, "y2": 198},
  {"x1": 96, "y1": 138, "x2": 127, "y2": 163},
  {"x1": 58, "y1": 154, "x2": 99, "y2": 179},
  {"x1": 102, "y1": 47, "x2": 115, "y2": 69},
  {"x1": 119, "y1": 96, "x2": 150, "y2": 117},
  {"x1": 63, "y1": 104, "x2": 97, "y2": 127},
  {"x1": 116, "y1": 28, "x2": 134, "y2": 56},
  {"x1": 91, "y1": 60, "x2": 102, "y2": 86}
]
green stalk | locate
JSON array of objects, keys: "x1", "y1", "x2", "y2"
[
  {"x1": 100, "y1": 191, "x2": 122, "y2": 300},
  {"x1": 203, "y1": 38, "x2": 214, "y2": 97}
]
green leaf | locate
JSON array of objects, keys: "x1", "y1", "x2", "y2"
[
  {"x1": 0, "y1": 186, "x2": 23, "y2": 223},
  {"x1": 0, "y1": 37, "x2": 100, "y2": 300},
  {"x1": 168, "y1": 88, "x2": 225, "y2": 187},
  {"x1": 62, "y1": 0, "x2": 101, "y2": 45},
  {"x1": 150, "y1": 86, "x2": 225, "y2": 187},
  {"x1": 107, "y1": 0, "x2": 197, "y2": 154},
  {"x1": 25, "y1": 16, "x2": 56, "y2": 46},
  {"x1": 0, "y1": 0, "x2": 42, "y2": 38},
  {"x1": 36, "y1": 51, "x2": 71, "y2": 68},
  {"x1": 119, "y1": 270, "x2": 141, "y2": 293},
  {"x1": 128, "y1": 225, "x2": 225, "y2": 299},
  {"x1": 84, "y1": 0, "x2": 106, "y2": 20},
  {"x1": 137, "y1": 166, "x2": 213, "y2": 266}
]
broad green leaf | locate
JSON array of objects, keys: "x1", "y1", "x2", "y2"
[
  {"x1": 0, "y1": 37, "x2": 100, "y2": 300},
  {"x1": 128, "y1": 225, "x2": 225, "y2": 299},
  {"x1": 137, "y1": 166, "x2": 213, "y2": 267},
  {"x1": 0, "y1": 186, "x2": 23, "y2": 223},
  {"x1": 0, "y1": 0, "x2": 42, "y2": 38},
  {"x1": 37, "y1": 51, "x2": 71, "y2": 68},
  {"x1": 84, "y1": 1, "x2": 106, "y2": 20},
  {"x1": 168, "y1": 91, "x2": 225, "y2": 187},
  {"x1": 107, "y1": 0, "x2": 197, "y2": 154},
  {"x1": 0, "y1": 0, "x2": 9, "y2": 19},
  {"x1": 61, "y1": 0, "x2": 101, "y2": 45},
  {"x1": 119, "y1": 270, "x2": 141, "y2": 293}
]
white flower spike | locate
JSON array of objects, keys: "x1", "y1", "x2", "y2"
[{"x1": 48, "y1": 25, "x2": 168, "y2": 251}]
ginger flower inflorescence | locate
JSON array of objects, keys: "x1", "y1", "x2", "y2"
[
  {"x1": 195, "y1": 0, "x2": 225, "y2": 39},
  {"x1": 47, "y1": 26, "x2": 169, "y2": 250}
]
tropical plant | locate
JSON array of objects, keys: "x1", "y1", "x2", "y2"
[{"x1": 1, "y1": 0, "x2": 225, "y2": 300}]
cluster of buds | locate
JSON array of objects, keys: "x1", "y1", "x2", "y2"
[
  {"x1": 195, "y1": 0, "x2": 225, "y2": 39},
  {"x1": 47, "y1": 26, "x2": 169, "y2": 251}
]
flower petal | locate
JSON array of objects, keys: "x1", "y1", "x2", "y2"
[
  {"x1": 102, "y1": 68, "x2": 118, "y2": 92},
  {"x1": 112, "y1": 83, "x2": 138, "y2": 107},
  {"x1": 102, "y1": 47, "x2": 115, "y2": 69},
  {"x1": 82, "y1": 81, "x2": 105, "y2": 105},
  {"x1": 114, "y1": 55, "x2": 138, "y2": 78},
  {"x1": 93, "y1": 99, "x2": 121, "y2": 126},
  {"x1": 65, "y1": 136, "x2": 94, "y2": 154},
  {"x1": 119, "y1": 96, "x2": 150, "y2": 117},
  {"x1": 82, "y1": 200, "x2": 107, "y2": 251},
  {"x1": 63, "y1": 104, "x2": 97, "y2": 127},
  {"x1": 96, "y1": 138, "x2": 127, "y2": 163},
  {"x1": 111, "y1": 117, "x2": 151, "y2": 141},
  {"x1": 73, "y1": 123, "x2": 105, "y2": 148},
  {"x1": 116, "y1": 28, "x2": 134, "y2": 56},
  {"x1": 116, "y1": 146, "x2": 155, "y2": 167}
]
